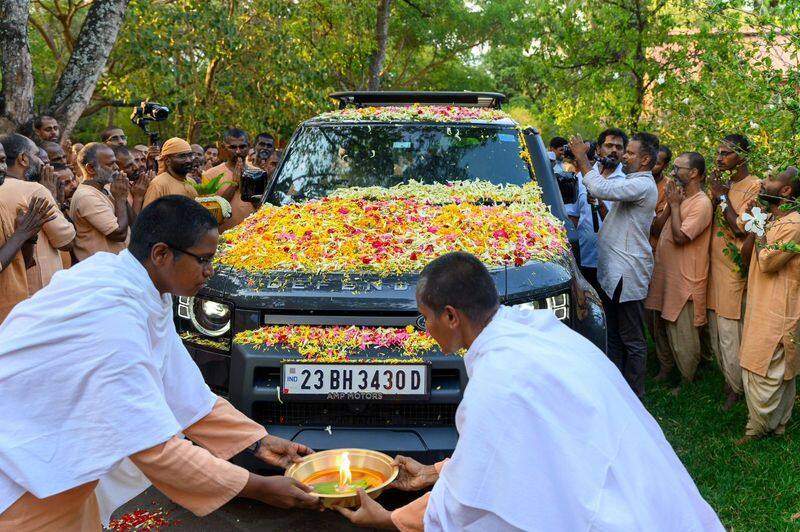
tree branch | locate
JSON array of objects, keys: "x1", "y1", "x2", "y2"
[
  {"x1": 29, "y1": 14, "x2": 62, "y2": 64},
  {"x1": 0, "y1": 0, "x2": 35, "y2": 132}
]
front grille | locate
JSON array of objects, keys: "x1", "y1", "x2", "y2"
[{"x1": 253, "y1": 401, "x2": 457, "y2": 427}]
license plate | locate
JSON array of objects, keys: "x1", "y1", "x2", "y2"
[{"x1": 281, "y1": 363, "x2": 429, "y2": 400}]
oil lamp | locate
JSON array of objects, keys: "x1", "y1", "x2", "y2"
[{"x1": 285, "y1": 448, "x2": 399, "y2": 508}]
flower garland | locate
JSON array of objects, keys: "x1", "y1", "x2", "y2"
[
  {"x1": 315, "y1": 104, "x2": 510, "y2": 123},
  {"x1": 234, "y1": 325, "x2": 438, "y2": 362},
  {"x1": 329, "y1": 179, "x2": 542, "y2": 204},
  {"x1": 216, "y1": 181, "x2": 567, "y2": 275}
]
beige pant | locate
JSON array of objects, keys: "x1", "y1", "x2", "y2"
[
  {"x1": 742, "y1": 345, "x2": 797, "y2": 437},
  {"x1": 647, "y1": 309, "x2": 672, "y2": 372},
  {"x1": 707, "y1": 308, "x2": 744, "y2": 394},
  {"x1": 664, "y1": 301, "x2": 702, "y2": 381}
]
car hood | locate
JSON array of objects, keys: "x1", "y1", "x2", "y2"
[{"x1": 203, "y1": 253, "x2": 573, "y2": 312}]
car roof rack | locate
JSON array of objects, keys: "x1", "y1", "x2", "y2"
[{"x1": 329, "y1": 91, "x2": 506, "y2": 109}]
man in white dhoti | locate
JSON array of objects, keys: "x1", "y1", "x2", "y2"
[
  {"x1": 0, "y1": 196, "x2": 321, "y2": 530},
  {"x1": 337, "y1": 252, "x2": 723, "y2": 531}
]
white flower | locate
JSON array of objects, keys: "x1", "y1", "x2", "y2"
[
  {"x1": 656, "y1": 73, "x2": 666, "y2": 85},
  {"x1": 612, "y1": 72, "x2": 620, "y2": 80},
  {"x1": 682, "y1": 97, "x2": 690, "y2": 105},
  {"x1": 742, "y1": 206, "x2": 769, "y2": 236},
  {"x1": 719, "y1": 200, "x2": 728, "y2": 213},
  {"x1": 749, "y1": 120, "x2": 760, "y2": 129}
]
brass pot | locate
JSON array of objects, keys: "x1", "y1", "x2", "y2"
[{"x1": 285, "y1": 448, "x2": 399, "y2": 508}]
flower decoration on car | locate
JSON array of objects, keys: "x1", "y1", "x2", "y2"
[
  {"x1": 216, "y1": 180, "x2": 567, "y2": 275},
  {"x1": 742, "y1": 206, "x2": 770, "y2": 237},
  {"x1": 315, "y1": 104, "x2": 510, "y2": 123},
  {"x1": 235, "y1": 325, "x2": 439, "y2": 362}
]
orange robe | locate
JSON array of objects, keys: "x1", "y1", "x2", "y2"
[
  {"x1": 645, "y1": 191, "x2": 713, "y2": 326},
  {"x1": 0, "y1": 177, "x2": 75, "y2": 295},
  {"x1": 0, "y1": 397, "x2": 266, "y2": 531},
  {"x1": 0, "y1": 198, "x2": 29, "y2": 323},
  {"x1": 739, "y1": 211, "x2": 800, "y2": 379},
  {"x1": 649, "y1": 177, "x2": 668, "y2": 252},
  {"x1": 142, "y1": 172, "x2": 198, "y2": 208},
  {"x1": 202, "y1": 163, "x2": 256, "y2": 232},
  {"x1": 706, "y1": 176, "x2": 761, "y2": 320}
]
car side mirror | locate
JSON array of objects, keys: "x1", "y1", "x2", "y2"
[
  {"x1": 554, "y1": 171, "x2": 578, "y2": 205},
  {"x1": 240, "y1": 167, "x2": 268, "y2": 203}
]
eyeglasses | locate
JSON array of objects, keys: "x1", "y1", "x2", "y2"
[{"x1": 167, "y1": 244, "x2": 215, "y2": 267}]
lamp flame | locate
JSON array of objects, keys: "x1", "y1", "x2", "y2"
[{"x1": 339, "y1": 452, "x2": 352, "y2": 488}]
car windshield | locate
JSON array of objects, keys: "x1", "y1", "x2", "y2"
[{"x1": 266, "y1": 123, "x2": 532, "y2": 205}]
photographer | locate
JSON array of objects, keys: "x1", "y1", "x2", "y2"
[
  {"x1": 568, "y1": 132, "x2": 659, "y2": 399},
  {"x1": 564, "y1": 129, "x2": 627, "y2": 291},
  {"x1": 201, "y1": 128, "x2": 255, "y2": 232}
]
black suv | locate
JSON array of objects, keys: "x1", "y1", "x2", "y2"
[{"x1": 176, "y1": 92, "x2": 605, "y2": 466}]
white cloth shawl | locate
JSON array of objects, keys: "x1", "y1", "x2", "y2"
[
  {"x1": 0, "y1": 250, "x2": 217, "y2": 515},
  {"x1": 424, "y1": 306, "x2": 723, "y2": 531}
]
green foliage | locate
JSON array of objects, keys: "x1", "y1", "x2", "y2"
[
  {"x1": 645, "y1": 362, "x2": 800, "y2": 530},
  {"x1": 23, "y1": 0, "x2": 800, "y2": 182},
  {"x1": 191, "y1": 173, "x2": 232, "y2": 195}
]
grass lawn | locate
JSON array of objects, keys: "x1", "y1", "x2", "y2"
[{"x1": 644, "y1": 361, "x2": 800, "y2": 530}]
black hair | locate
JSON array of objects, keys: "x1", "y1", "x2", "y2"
[
  {"x1": 722, "y1": 134, "x2": 750, "y2": 154},
  {"x1": 597, "y1": 128, "x2": 628, "y2": 149},
  {"x1": 40, "y1": 140, "x2": 62, "y2": 152},
  {"x1": 111, "y1": 145, "x2": 132, "y2": 159},
  {"x1": 0, "y1": 133, "x2": 35, "y2": 165},
  {"x1": 100, "y1": 125, "x2": 124, "y2": 142},
  {"x1": 223, "y1": 128, "x2": 249, "y2": 142},
  {"x1": 783, "y1": 166, "x2": 800, "y2": 198},
  {"x1": 631, "y1": 132, "x2": 660, "y2": 170},
  {"x1": 129, "y1": 195, "x2": 218, "y2": 263},
  {"x1": 549, "y1": 136, "x2": 568, "y2": 149},
  {"x1": 255, "y1": 132, "x2": 274, "y2": 142},
  {"x1": 203, "y1": 144, "x2": 217, "y2": 152},
  {"x1": 52, "y1": 162, "x2": 69, "y2": 171},
  {"x1": 417, "y1": 252, "x2": 499, "y2": 324},
  {"x1": 658, "y1": 145, "x2": 672, "y2": 164},
  {"x1": 33, "y1": 115, "x2": 56, "y2": 129},
  {"x1": 78, "y1": 142, "x2": 109, "y2": 169},
  {"x1": 683, "y1": 151, "x2": 706, "y2": 180}
]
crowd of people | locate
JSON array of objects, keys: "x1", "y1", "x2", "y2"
[
  {"x1": 548, "y1": 130, "x2": 799, "y2": 443},
  {"x1": 0, "y1": 117, "x2": 281, "y2": 322}
]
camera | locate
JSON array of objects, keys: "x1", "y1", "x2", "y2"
[
  {"x1": 240, "y1": 167, "x2": 269, "y2": 203},
  {"x1": 130, "y1": 101, "x2": 170, "y2": 145}
]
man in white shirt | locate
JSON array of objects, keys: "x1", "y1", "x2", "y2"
[
  {"x1": 335, "y1": 252, "x2": 723, "y2": 531},
  {"x1": 565, "y1": 129, "x2": 627, "y2": 291}
]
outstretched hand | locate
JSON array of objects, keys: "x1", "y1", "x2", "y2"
[
  {"x1": 334, "y1": 489, "x2": 395, "y2": 529},
  {"x1": 241, "y1": 474, "x2": 321, "y2": 510},
  {"x1": 255, "y1": 435, "x2": 313, "y2": 469},
  {"x1": 390, "y1": 455, "x2": 439, "y2": 492}
]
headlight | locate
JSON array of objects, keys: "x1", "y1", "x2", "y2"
[
  {"x1": 514, "y1": 293, "x2": 570, "y2": 322},
  {"x1": 180, "y1": 296, "x2": 232, "y2": 337}
]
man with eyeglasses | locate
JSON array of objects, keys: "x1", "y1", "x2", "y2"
[
  {"x1": 0, "y1": 196, "x2": 322, "y2": 528},
  {"x1": 202, "y1": 128, "x2": 256, "y2": 232},
  {"x1": 101, "y1": 125, "x2": 128, "y2": 147},
  {"x1": 646, "y1": 153, "x2": 713, "y2": 395},
  {"x1": 143, "y1": 137, "x2": 199, "y2": 207}
]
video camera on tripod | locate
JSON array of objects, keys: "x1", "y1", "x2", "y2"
[{"x1": 130, "y1": 101, "x2": 170, "y2": 146}]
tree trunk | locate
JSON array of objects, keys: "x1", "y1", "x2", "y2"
[
  {"x1": 0, "y1": 0, "x2": 35, "y2": 133},
  {"x1": 367, "y1": 0, "x2": 393, "y2": 91},
  {"x1": 46, "y1": 0, "x2": 130, "y2": 137}
]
